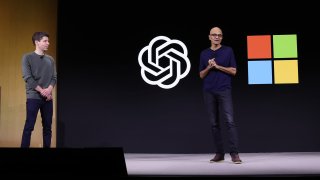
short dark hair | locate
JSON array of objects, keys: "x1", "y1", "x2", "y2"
[{"x1": 32, "y1": 32, "x2": 49, "y2": 45}]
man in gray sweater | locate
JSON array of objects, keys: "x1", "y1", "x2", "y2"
[{"x1": 21, "y1": 32, "x2": 57, "y2": 148}]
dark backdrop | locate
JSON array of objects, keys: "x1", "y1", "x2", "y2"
[{"x1": 57, "y1": 1, "x2": 320, "y2": 153}]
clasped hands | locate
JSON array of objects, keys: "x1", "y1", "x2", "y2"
[
  {"x1": 37, "y1": 86, "x2": 53, "y2": 101},
  {"x1": 207, "y1": 58, "x2": 219, "y2": 69}
]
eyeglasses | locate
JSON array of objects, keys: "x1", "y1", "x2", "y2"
[{"x1": 210, "y1": 34, "x2": 223, "y2": 38}]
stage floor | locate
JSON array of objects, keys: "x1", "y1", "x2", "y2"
[{"x1": 124, "y1": 152, "x2": 320, "y2": 177}]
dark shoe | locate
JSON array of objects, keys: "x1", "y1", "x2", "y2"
[
  {"x1": 230, "y1": 153, "x2": 242, "y2": 164},
  {"x1": 210, "y1": 153, "x2": 225, "y2": 163}
]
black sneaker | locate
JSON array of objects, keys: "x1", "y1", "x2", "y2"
[
  {"x1": 230, "y1": 153, "x2": 242, "y2": 164},
  {"x1": 210, "y1": 154, "x2": 225, "y2": 163}
]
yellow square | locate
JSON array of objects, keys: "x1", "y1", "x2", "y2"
[{"x1": 274, "y1": 60, "x2": 299, "y2": 84}]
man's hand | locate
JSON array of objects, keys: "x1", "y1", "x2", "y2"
[
  {"x1": 35, "y1": 85, "x2": 54, "y2": 100},
  {"x1": 46, "y1": 94, "x2": 53, "y2": 101},
  {"x1": 42, "y1": 85, "x2": 53, "y2": 97},
  {"x1": 208, "y1": 58, "x2": 216, "y2": 69}
]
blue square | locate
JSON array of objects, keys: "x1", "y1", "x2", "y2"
[{"x1": 248, "y1": 60, "x2": 273, "y2": 84}]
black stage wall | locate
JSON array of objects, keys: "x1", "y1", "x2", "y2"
[{"x1": 57, "y1": 1, "x2": 320, "y2": 153}]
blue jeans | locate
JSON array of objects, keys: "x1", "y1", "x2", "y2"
[
  {"x1": 21, "y1": 98, "x2": 53, "y2": 148},
  {"x1": 203, "y1": 90, "x2": 239, "y2": 154}
]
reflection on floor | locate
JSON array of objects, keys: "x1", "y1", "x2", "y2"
[{"x1": 125, "y1": 152, "x2": 320, "y2": 177}]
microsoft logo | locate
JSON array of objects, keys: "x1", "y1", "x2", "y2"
[{"x1": 247, "y1": 34, "x2": 299, "y2": 85}]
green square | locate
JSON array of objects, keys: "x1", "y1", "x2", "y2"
[{"x1": 273, "y1": 34, "x2": 297, "y2": 58}]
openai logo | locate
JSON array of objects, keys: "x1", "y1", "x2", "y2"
[{"x1": 138, "y1": 36, "x2": 191, "y2": 89}]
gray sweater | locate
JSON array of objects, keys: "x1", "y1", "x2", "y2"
[{"x1": 22, "y1": 52, "x2": 57, "y2": 99}]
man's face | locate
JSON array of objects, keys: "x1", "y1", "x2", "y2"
[
  {"x1": 36, "y1": 36, "x2": 50, "y2": 51},
  {"x1": 209, "y1": 28, "x2": 223, "y2": 45}
]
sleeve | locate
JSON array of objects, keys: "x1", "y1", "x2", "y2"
[
  {"x1": 50, "y1": 58, "x2": 57, "y2": 87},
  {"x1": 199, "y1": 51, "x2": 207, "y2": 72},
  {"x1": 22, "y1": 55, "x2": 38, "y2": 89},
  {"x1": 229, "y1": 48, "x2": 237, "y2": 68}
]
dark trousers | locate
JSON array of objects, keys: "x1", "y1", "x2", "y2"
[
  {"x1": 203, "y1": 90, "x2": 239, "y2": 154},
  {"x1": 21, "y1": 98, "x2": 53, "y2": 148}
]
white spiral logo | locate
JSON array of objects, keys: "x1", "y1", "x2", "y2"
[{"x1": 138, "y1": 36, "x2": 191, "y2": 89}]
